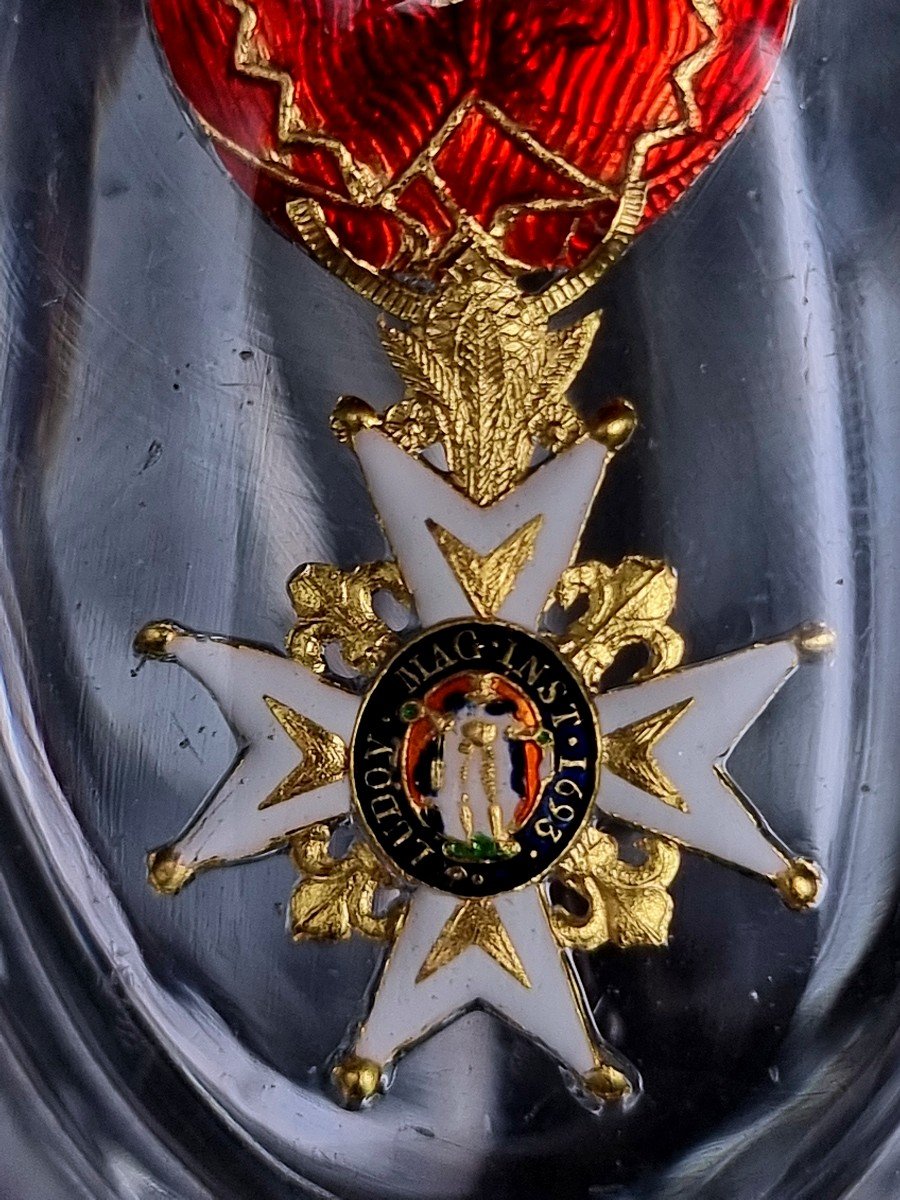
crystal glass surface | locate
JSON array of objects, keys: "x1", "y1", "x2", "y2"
[{"x1": 0, "y1": 1, "x2": 898, "y2": 1198}]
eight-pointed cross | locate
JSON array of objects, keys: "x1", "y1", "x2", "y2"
[{"x1": 136, "y1": 424, "x2": 823, "y2": 1110}]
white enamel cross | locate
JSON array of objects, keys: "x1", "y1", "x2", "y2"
[{"x1": 136, "y1": 428, "x2": 823, "y2": 1106}]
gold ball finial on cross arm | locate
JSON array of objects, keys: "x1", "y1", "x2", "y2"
[
  {"x1": 775, "y1": 858, "x2": 823, "y2": 911},
  {"x1": 589, "y1": 398, "x2": 638, "y2": 454},
  {"x1": 147, "y1": 845, "x2": 196, "y2": 896},
  {"x1": 582, "y1": 1061, "x2": 633, "y2": 1104},
  {"x1": 332, "y1": 1054, "x2": 384, "y2": 1109},
  {"x1": 331, "y1": 396, "x2": 382, "y2": 444},
  {"x1": 133, "y1": 620, "x2": 185, "y2": 660}
]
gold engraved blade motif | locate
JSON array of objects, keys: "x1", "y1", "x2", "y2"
[
  {"x1": 260, "y1": 696, "x2": 348, "y2": 809},
  {"x1": 426, "y1": 514, "x2": 544, "y2": 619},
  {"x1": 601, "y1": 698, "x2": 694, "y2": 811},
  {"x1": 417, "y1": 899, "x2": 531, "y2": 988}
]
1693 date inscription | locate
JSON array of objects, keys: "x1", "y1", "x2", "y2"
[{"x1": 351, "y1": 621, "x2": 599, "y2": 898}]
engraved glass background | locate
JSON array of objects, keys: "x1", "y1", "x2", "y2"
[{"x1": 0, "y1": 1, "x2": 898, "y2": 1197}]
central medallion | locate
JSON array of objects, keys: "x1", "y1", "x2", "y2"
[{"x1": 352, "y1": 620, "x2": 599, "y2": 899}]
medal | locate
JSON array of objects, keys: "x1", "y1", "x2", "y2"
[
  {"x1": 131, "y1": 0, "x2": 828, "y2": 1112},
  {"x1": 12, "y1": 0, "x2": 900, "y2": 1190}
]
